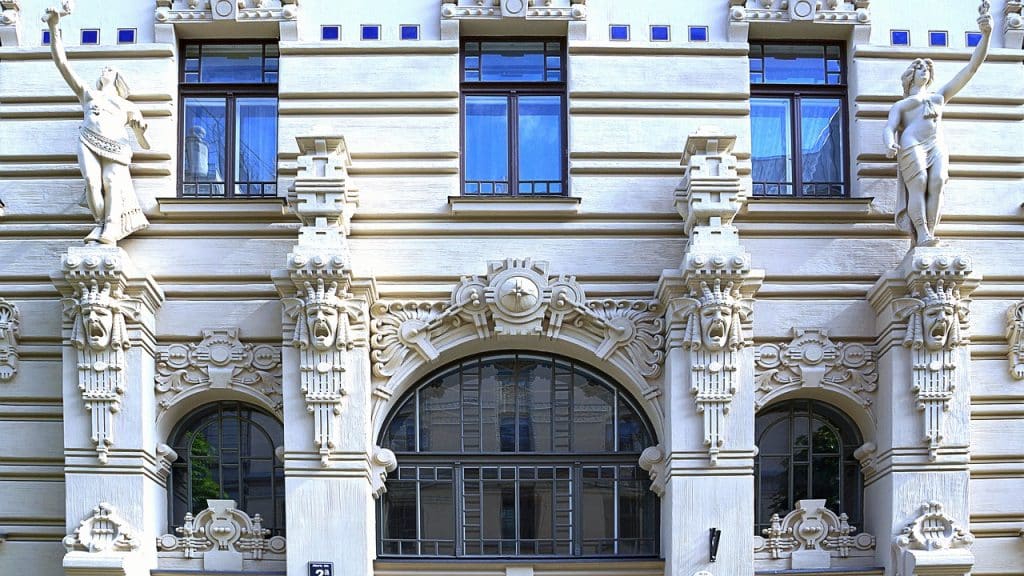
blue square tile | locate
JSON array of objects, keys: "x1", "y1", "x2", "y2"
[
  {"x1": 81, "y1": 29, "x2": 99, "y2": 45},
  {"x1": 890, "y1": 30, "x2": 910, "y2": 46},
  {"x1": 361, "y1": 25, "x2": 381, "y2": 41},
  {"x1": 321, "y1": 25, "x2": 340, "y2": 41},
  {"x1": 117, "y1": 29, "x2": 136, "y2": 44},
  {"x1": 400, "y1": 25, "x2": 419, "y2": 41},
  {"x1": 610, "y1": 25, "x2": 629, "y2": 41},
  {"x1": 966, "y1": 32, "x2": 982, "y2": 47},
  {"x1": 650, "y1": 25, "x2": 670, "y2": 42},
  {"x1": 929, "y1": 31, "x2": 948, "y2": 47},
  {"x1": 42, "y1": 30, "x2": 51, "y2": 45},
  {"x1": 689, "y1": 26, "x2": 708, "y2": 42}
]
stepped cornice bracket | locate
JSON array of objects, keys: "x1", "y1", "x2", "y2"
[
  {"x1": 755, "y1": 328, "x2": 877, "y2": 419},
  {"x1": 369, "y1": 257, "x2": 664, "y2": 384},
  {"x1": 64, "y1": 502, "x2": 139, "y2": 554},
  {"x1": 0, "y1": 1, "x2": 22, "y2": 46},
  {"x1": 155, "y1": 328, "x2": 282, "y2": 416},
  {"x1": 1005, "y1": 1, "x2": 1023, "y2": 49},
  {"x1": 677, "y1": 127, "x2": 745, "y2": 237},
  {"x1": 290, "y1": 135, "x2": 357, "y2": 269},
  {"x1": 158, "y1": 499, "x2": 286, "y2": 570},
  {"x1": 0, "y1": 298, "x2": 21, "y2": 382},
  {"x1": 441, "y1": 0, "x2": 586, "y2": 21},
  {"x1": 895, "y1": 501, "x2": 974, "y2": 576},
  {"x1": 1006, "y1": 300, "x2": 1024, "y2": 380},
  {"x1": 754, "y1": 499, "x2": 874, "y2": 569}
]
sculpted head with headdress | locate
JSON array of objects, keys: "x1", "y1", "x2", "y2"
[
  {"x1": 64, "y1": 282, "x2": 137, "y2": 351},
  {"x1": 679, "y1": 279, "x2": 752, "y2": 352}
]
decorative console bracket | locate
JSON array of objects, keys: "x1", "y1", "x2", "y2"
[
  {"x1": 0, "y1": 1, "x2": 22, "y2": 46},
  {"x1": 754, "y1": 499, "x2": 875, "y2": 569},
  {"x1": 158, "y1": 499, "x2": 286, "y2": 571},
  {"x1": 727, "y1": 0, "x2": 871, "y2": 42},
  {"x1": 155, "y1": 0, "x2": 299, "y2": 42},
  {"x1": 1007, "y1": 300, "x2": 1024, "y2": 380},
  {"x1": 1005, "y1": 1, "x2": 1024, "y2": 49},
  {"x1": 894, "y1": 501, "x2": 974, "y2": 576},
  {"x1": 0, "y1": 298, "x2": 20, "y2": 382}
]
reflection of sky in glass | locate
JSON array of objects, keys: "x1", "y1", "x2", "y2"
[
  {"x1": 479, "y1": 42, "x2": 546, "y2": 81},
  {"x1": 183, "y1": 98, "x2": 226, "y2": 181},
  {"x1": 235, "y1": 98, "x2": 278, "y2": 182},
  {"x1": 518, "y1": 97, "x2": 561, "y2": 182},
  {"x1": 751, "y1": 98, "x2": 792, "y2": 183},
  {"x1": 200, "y1": 44, "x2": 264, "y2": 83},
  {"x1": 801, "y1": 99, "x2": 843, "y2": 182},
  {"x1": 465, "y1": 96, "x2": 509, "y2": 181},
  {"x1": 763, "y1": 45, "x2": 825, "y2": 84}
]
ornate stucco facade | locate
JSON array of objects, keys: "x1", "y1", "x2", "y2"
[{"x1": 0, "y1": 1, "x2": 1022, "y2": 576}]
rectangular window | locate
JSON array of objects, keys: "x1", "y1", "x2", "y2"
[
  {"x1": 461, "y1": 40, "x2": 566, "y2": 196},
  {"x1": 749, "y1": 43, "x2": 848, "y2": 197},
  {"x1": 178, "y1": 42, "x2": 279, "y2": 198},
  {"x1": 117, "y1": 29, "x2": 136, "y2": 44}
]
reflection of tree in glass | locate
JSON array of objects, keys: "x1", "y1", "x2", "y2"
[{"x1": 188, "y1": 431, "x2": 223, "y2": 513}]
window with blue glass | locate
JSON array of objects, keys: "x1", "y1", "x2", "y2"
[
  {"x1": 461, "y1": 40, "x2": 566, "y2": 196},
  {"x1": 379, "y1": 353, "x2": 659, "y2": 558},
  {"x1": 179, "y1": 42, "x2": 278, "y2": 198},
  {"x1": 749, "y1": 43, "x2": 849, "y2": 197}
]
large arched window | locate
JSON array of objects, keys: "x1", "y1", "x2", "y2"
[
  {"x1": 379, "y1": 353, "x2": 658, "y2": 558},
  {"x1": 168, "y1": 401, "x2": 285, "y2": 535},
  {"x1": 755, "y1": 399, "x2": 863, "y2": 534}
]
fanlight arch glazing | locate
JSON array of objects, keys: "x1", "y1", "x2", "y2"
[{"x1": 378, "y1": 352, "x2": 659, "y2": 558}]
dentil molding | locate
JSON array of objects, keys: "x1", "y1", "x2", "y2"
[
  {"x1": 158, "y1": 499, "x2": 286, "y2": 571},
  {"x1": 0, "y1": 298, "x2": 20, "y2": 382},
  {"x1": 155, "y1": 328, "x2": 282, "y2": 416},
  {"x1": 754, "y1": 499, "x2": 875, "y2": 569}
]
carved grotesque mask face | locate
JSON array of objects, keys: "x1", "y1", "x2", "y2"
[
  {"x1": 922, "y1": 303, "x2": 955, "y2": 350},
  {"x1": 82, "y1": 305, "x2": 113, "y2": 350},
  {"x1": 700, "y1": 303, "x2": 733, "y2": 351},
  {"x1": 306, "y1": 304, "x2": 339, "y2": 351}
]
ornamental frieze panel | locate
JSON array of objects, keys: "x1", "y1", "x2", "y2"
[
  {"x1": 155, "y1": 328, "x2": 282, "y2": 415},
  {"x1": 370, "y1": 257, "x2": 664, "y2": 410},
  {"x1": 442, "y1": 0, "x2": 587, "y2": 21},
  {"x1": 754, "y1": 499, "x2": 875, "y2": 569},
  {"x1": 64, "y1": 502, "x2": 139, "y2": 554},
  {"x1": 755, "y1": 328, "x2": 877, "y2": 419},
  {"x1": 158, "y1": 499, "x2": 286, "y2": 571}
]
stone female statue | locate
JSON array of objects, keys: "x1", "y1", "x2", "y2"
[
  {"x1": 884, "y1": 2, "x2": 992, "y2": 247},
  {"x1": 44, "y1": 2, "x2": 150, "y2": 245}
]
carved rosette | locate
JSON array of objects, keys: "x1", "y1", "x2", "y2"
[
  {"x1": 441, "y1": 0, "x2": 587, "y2": 20},
  {"x1": 894, "y1": 255, "x2": 973, "y2": 461},
  {"x1": 369, "y1": 258, "x2": 665, "y2": 388},
  {"x1": 1007, "y1": 301, "x2": 1024, "y2": 380},
  {"x1": 156, "y1": 328, "x2": 282, "y2": 414},
  {"x1": 0, "y1": 298, "x2": 21, "y2": 382},
  {"x1": 158, "y1": 499, "x2": 286, "y2": 569},
  {"x1": 754, "y1": 500, "x2": 874, "y2": 567},
  {"x1": 755, "y1": 328, "x2": 877, "y2": 416},
  {"x1": 64, "y1": 502, "x2": 139, "y2": 554}
]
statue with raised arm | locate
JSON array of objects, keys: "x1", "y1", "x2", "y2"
[
  {"x1": 884, "y1": 1, "x2": 992, "y2": 247},
  {"x1": 44, "y1": 1, "x2": 149, "y2": 245}
]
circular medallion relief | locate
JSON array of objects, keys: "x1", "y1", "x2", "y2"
[
  {"x1": 793, "y1": 0, "x2": 814, "y2": 18},
  {"x1": 505, "y1": 0, "x2": 525, "y2": 15},
  {"x1": 497, "y1": 276, "x2": 541, "y2": 315},
  {"x1": 214, "y1": 0, "x2": 234, "y2": 17}
]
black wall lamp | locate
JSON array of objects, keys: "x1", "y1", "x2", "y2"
[{"x1": 709, "y1": 527, "x2": 722, "y2": 562}]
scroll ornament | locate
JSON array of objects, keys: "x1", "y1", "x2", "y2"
[
  {"x1": 370, "y1": 258, "x2": 664, "y2": 382},
  {"x1": 0, "y1": 298, "x2": 20, "y2": 382},
  {"x1": 754, "y1": 499, "x2": 875, "y2": 565},
  {"x1": 897, "y1": 501, "x2": 973, "y2": 552},
  {"x1": 158, "y1": 500, "x2": 286, "y2": 567},
  {"x1": 61, "y1": 281, "x2": 141, "y2": 464}
]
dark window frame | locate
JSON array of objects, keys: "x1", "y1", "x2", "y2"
[
  {"x1": 749, "y1": 41, "x2": 851, "y2": 198},
  {"x1": 460, "y1": 38, "x2": 569, "y2": 197},
  {"x1": 377, "y1": 352, "x2": 659, "y2": 559},
  {"x1": 177, "y1": 40, "x2": 279, "y2": 199}
]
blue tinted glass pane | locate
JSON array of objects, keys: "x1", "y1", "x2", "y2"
[
  {"x1": 929, "y1": 31, "x2": 947, "y2": 46},
  {"x1": 966, "y1": 32, "x2": 982, "y2": 47},
  {"x1": 185, "y1": 58, "x2": 199, "y2": 72},
  {"x1": 891, "y1": 30, "x2": 909, "y2": 45},
  {"x1": 182, "y1": 98, "x2": 227, "y2": 194},
  {"x1": 751, "y1": 98, "x2": 793, "y2": 191},
  {"x1": 750, "y1": 59, "x2": 763, "y2": 72},
  {"x1": 800, "y1": 98, "x2": 844, "y2": 185},
  {"x1": 465, "y1": 56, "x2": 479, "y2": 69},
  {"x1": 517, "y1": 96, "x2": 562, "y2": 191},
  {"x1": 763, "y1": 44, "x2": 825, "y2": 84},
  {"x1": 827, "y1": 60, "x2": 840, "y2": 72},
  {"x1": 465, "y1": 96, "x2": 509, "y2": 187},
  {"x1": 201, "y1": 44, "x2": 263, "y2": 83},
  {"x1": 81, "y1": 30, "x2": 99, "y2": 45},
  {"x1": 265, "y1": 57, "x2": 279, "y2": 71},
  {"x1": 689, "y1": 26, "x2": 708, "y2": 42},
  {"x1": 610, "y1": 25, "x2": 629, "y2": 41},
  {"x1": 362, "y1": 25, "x2": 380, "y2": 40},
  {"x1": 117, "y1": 29, "x2": 135, "y2": 44},
  {"x1": 234, "y1": 98, "x2": 277, "y2": 191},
  {"x1": 42, "y1": 30, "x2": 51, "y2": 45},
  {"x1": 651, "y1": 26, "x2": 670, "y2": 41},
  {"x1": 478, "y1": 42, "x2": 546, "y2": 82},
  {"x1": 321, "y1": 26, "x2": 340, "y2": 40},
  {"x1": 400, "y1": 25, "x2": 419, "y2": 40}
]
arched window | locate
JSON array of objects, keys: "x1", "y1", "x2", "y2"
[
  {"x1": 755, "y1": 399, "x2": 863, "y2": 534},
  {"x1": 168, "y1": 401, "x2": 285, "y2": 535},
  {"x1": 379, "y1": 353, "x2": 658, "y2": 558}
]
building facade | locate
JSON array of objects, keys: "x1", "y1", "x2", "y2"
[{"x1": 0, "y1": 1, "x2": 1022, "y2": 575}]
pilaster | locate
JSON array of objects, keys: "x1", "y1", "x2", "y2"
[
  {"x1": 51, "y1": 245, "x2": 165, "y2": 576},
  {"x1": 651, "y1": 127, "x2": 763, "y2": 576},
  {"x1": 866, "y1": 247, "x2": 980, "y2": 576},
  {"x1": 272, "y1": 136, "x2": 386, "y2": 576}
]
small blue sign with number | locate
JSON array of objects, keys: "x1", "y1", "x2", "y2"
[{"x1": 309, "y1": 562, "x2": 333, "y2": 576}]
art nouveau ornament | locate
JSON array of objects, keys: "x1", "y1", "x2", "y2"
[
  {"x1": 895, "y1": 501, "x2": 974, "y2": 576},
  {"x1": 1007, "y1": 301, "x2": 1024, "y2": 380},
  {"x1": 369, "y1": 446, "x2": 398, "y2": 498},
  {"x1": 62, "y1": 281, "x2": 141, "y2": 463},
  {"x1": 754, "y1": 500, "x2": 875, "y2": 569},
  {"x1": 441, "y1": 0, "x2": 586, "y2": 20},
  {"x1": 158, "y1": 499, "x2": 286, "y2": 571},
  {"x1": 283, "y1": 279, "x2": 366, "y2": 466},
  {"x1": 0, "y1": 1, "x2": 23, "y2": 46},
  {"x1": 156, "y1": 329, "x2": 282, "y2": 415},
  {"x1": 64, "y1": 502, "x2": 139, "y2": 554},
  {"x1": 638, "y1": 445, "x2": 667, "y2": 497},
  {"x1": 0, "y1": 299, "x2": 20, "y2": 382}
]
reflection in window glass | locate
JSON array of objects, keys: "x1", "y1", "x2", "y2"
[
  {"x1": 182, "y1": 98, "x2": 227, "y2": 197},
  {"x1": 517, "y1": 96, "x2": 563, "y2": 195},
  {"x1": 235, "y1": 98, "x2": 278, "y2": 197},
  {"x1": 800, "y1": 98, "x2": 844, "y2": 196},
  {"x1": 200, "y1": 44, "x2": 264, "y2": 83},
  {"x1": 763, "y1": 44, "x2": 826, "y2": 84},
  {"x1": 751, "y1": 97, "x2": 793, "y2": 196},
  {"x1": 465, "y1": 96, "x2": 510, "y2": 195},
  {"x1": 477, "y1": 42, "x2": 547, "y2": 82}
]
